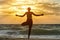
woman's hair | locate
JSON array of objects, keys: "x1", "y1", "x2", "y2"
[{"x1": 27, "y1": 7, "x2": 31, "y2": 10}]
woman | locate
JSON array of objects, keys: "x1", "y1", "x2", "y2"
[{"x1": 16, "y1": 7, "x2": 44, "y2": 39}]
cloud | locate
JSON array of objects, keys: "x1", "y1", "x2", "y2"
[
  {"x1": 38, "y1": 3, "x2": 60, "y2": 15},
  {"x1": 0, "y1": 0, "x2": 14, "y2": 5},
  {"x1": 0, "y1": 0, "x2": 60, "y2": 24}
]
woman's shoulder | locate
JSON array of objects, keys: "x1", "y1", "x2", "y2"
[{"x1": 25, "y1": 12, "x2": 33, "y2": 13}]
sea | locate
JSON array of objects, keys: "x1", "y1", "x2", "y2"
[{"x1": 0, "y1": 24, "x2": 60, "y2": 39}]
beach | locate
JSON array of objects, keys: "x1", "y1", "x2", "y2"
[{"x1": 0, "y1": 38, "x2": 60, "y2": 40}]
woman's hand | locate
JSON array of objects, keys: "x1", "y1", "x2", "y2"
[
  {"x1": 16, "y1": 14, "x2": 23, "y2": 17},
  {"x1": 16, "y1": 14, "x2": 18, "y2": 16},
  {"x1": 40, "y1": 14, "x2": 44, "y2": 16}
]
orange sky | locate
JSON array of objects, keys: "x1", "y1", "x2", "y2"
[
  {"x1": 0, "y1": 0, "x2": 60, "y2": 24},
  {"x1": 0, "y1": 15, "x2": 60, "y2": 24}
]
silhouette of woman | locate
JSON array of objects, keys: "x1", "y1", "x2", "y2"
[{"x1": 16, "y1": 7, "x2": 44, "y2": 39}]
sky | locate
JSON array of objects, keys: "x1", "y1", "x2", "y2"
[{"x1": 0, "y1": 0, "x2": 60, "y2": 24}]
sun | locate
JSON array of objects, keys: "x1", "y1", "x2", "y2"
[
  {"x1": 21, "y1": 6, "x2": 36, "y2": 10},
  {"x1": 21, "y1": 6, "x2": 27, "y2": 9}
]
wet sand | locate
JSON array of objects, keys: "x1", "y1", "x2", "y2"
[{"x1": 0, "y1": 38, "x2": 60, "y2": 40}]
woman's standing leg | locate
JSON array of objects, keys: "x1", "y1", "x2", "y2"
[{"x1": 28, "y1": 20, "x2": 33, "y2": 39}]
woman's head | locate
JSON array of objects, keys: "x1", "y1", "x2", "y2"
[{"x1": 27, "y1": 7, "x2": 31, "y2": 12}]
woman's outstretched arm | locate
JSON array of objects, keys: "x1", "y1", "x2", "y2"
[
  {"x1": 16, "y1": 12, "x2": 27, "y2": 17},
  {"x1": 32, "y1": 12, "x2": 44, "y2": 16}
]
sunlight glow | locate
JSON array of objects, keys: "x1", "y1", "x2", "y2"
[
  {"x1": 0, "y1": 6, "x2": 2, "y2": 9},
  {"x1": 16, "y1": 12, "x2": 23, "y2": 15},
  {"x1": 8, "y1": 6, "x2": 18, "y2": 11},
  {"x1": 21, "y1": 6, "x2": 27, "y2": 9},
  {"x1": 6, "y1": 0, "x2": 38, "y2": 15},
  {"x1": 21, "y1": 9, "x2": 27, "y2": 12},
  {"x1": 8, "y1": 6, "x2": 20, "y2": 15},
  {"x1": 21, "y1": 6, "x2": 36, "y2": 9}
]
